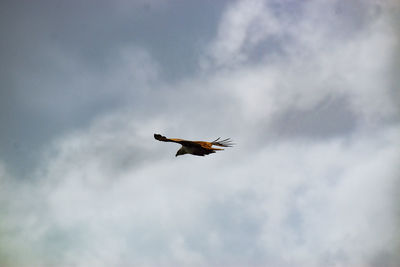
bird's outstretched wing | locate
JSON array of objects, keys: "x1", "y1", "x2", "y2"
[{"x1": 154, "y1": 134, "x2": 202, "y2": 147}]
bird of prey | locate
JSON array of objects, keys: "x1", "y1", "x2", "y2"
[{"x1": 154, "y1": 134, "x2": 234, "y2": 157}]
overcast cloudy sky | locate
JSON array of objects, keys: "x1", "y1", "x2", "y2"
[{"x1": 1, "y1": 0, "x2": 399, "y2": 266}]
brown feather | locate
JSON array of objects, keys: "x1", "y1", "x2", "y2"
[{"x1": 154, "y1": 133, "x2": 233, "y2": 157}]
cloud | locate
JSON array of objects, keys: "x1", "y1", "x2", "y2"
[
  {"x1": 203, "y1": 0, "x2": 280, "y2": 68},
  {"x1": 1, "y1": 117, "x2": 399, "y2": 266},
  {"x1": 0, "y1": 0, "x2": 229, "y2": 177},
  {"x1": 203, "y1": 0, "x2": 398, "y2": 122},
  {"x1": 1, "y1": 0, "x2": 399, "y2": 266}
]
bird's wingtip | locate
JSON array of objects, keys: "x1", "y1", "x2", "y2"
[{"x1": 154, "y1": 133, "x2": 166, "y2": 141}]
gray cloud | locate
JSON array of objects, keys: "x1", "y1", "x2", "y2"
[
  {"x1": 271, "y1": 96, "x2": 357, "y2": 139},
  {"x1": 0, "y1": 0, "x2": 230, "y2": 177}
]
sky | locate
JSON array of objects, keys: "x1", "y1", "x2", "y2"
[{"x1": 0, "y1": 0, "x2": 399, "y2": 266}]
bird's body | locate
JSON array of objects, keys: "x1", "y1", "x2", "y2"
[{"x1": 154, "y1": 134, "x2": 233, "y2": 157}]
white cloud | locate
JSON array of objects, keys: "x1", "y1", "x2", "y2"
[
  {"x1": 203, "y1": 0, "x2": 280, "y2": 68},
  {"x1": 1, "y1": 117, "x2": 398, "y2": 266},
  {"x1": 202, "y1": 0, "x2": 399, "y2": 124}
]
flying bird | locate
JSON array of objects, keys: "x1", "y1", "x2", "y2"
[{"x1": 154, "y1": 134, "x2": 234, "y2": 157}]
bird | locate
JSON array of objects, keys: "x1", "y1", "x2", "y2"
[{"x1": 154, "y1": 133, "x2": 234, "y2": 157}]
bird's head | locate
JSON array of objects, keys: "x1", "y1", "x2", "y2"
[{"x1": 175, "y1": 147, "x2": 187, "y2": 157}]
